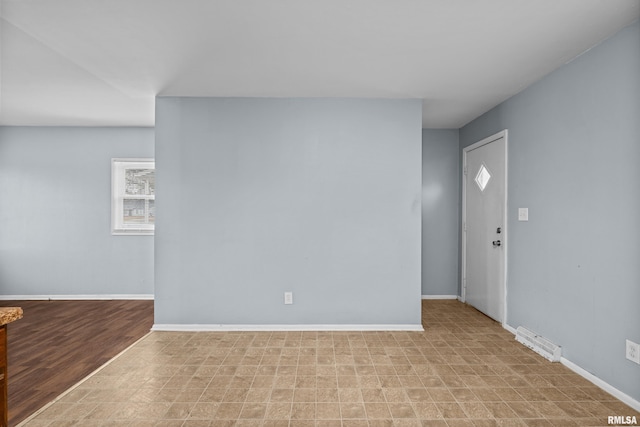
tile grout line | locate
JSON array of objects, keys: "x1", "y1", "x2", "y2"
[
  {"x1": 15, "y1": 331, "x2": 154, "y2": 427},
  {"x1": 20, "y1": 301, "x2": 640, "y2": 425}
]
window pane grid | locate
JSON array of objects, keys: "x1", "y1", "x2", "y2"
[
  {"x1": 123, "y1": 199, "x2": 155, "y2": 225},
  {"x1": 125, "y1": 168, "x2": 155, "y2": 196},
  {"x1": 122, "y1": 195, "x2": 155, "y2": 200},
  {"x1": 112, "y1": 159, "x2": 155, "y2": 235}
]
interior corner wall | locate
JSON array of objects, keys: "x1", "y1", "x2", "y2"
[
  {"x1": 154, "y1": 97, "x2": 422, "y2": 327},
  {"x1": 421, "y1": 129, "x2": 459, "y2": 297},
  {"x1": 0, "y1": 126, "x2": 155, "y2": 297},
  {"x1": 460, "y1": 21, "x2": 640, "y2": 401}
]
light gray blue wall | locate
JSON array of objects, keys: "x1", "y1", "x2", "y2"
[
  {"x1": 421, "y1": 129, "x2": 459, "y2": 297},
  {"x1": 0, "y1": 127, "x2": 155, "y2": 296},
  {"x1": 460, "y1": 21, "x2": 640, "y2": 401},
  {"x1": 155, "y1": 97, "x2": 422, "y2": 326}
]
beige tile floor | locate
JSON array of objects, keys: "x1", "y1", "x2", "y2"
[{"x1": 20, "y1": 300, "x2": 639, "y2": 426}]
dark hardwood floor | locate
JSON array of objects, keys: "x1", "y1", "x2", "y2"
[{"x1": 0, "y1": 299, "x2": 154, "y2": 426}]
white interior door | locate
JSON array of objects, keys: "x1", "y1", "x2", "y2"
[{"x1": 463, "y1": 131, "x2": 507, "y2": 323}]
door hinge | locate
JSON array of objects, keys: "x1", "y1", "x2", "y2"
[{"x1": 463, "y1": 166, "x2": 468, "y2": 175}]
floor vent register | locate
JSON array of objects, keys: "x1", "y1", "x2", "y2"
[{"x1": 515, "y1": 326, "x2": 561, "y2": 362}]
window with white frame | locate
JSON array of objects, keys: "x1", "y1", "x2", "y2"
[{"x1": 112, "y1": 159, "x2": 155, "y2": 235}]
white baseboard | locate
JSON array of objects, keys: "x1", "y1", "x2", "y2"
[
  {"x1": 503, "y1": 323, "x2": 517, "y2": 335},
  {"x1": 421, "y1": 295, "x2": 459, "y2": 300},
  {"x1": 560, "y1": 357, "x2": 640, "y2": 412},
  {"x1": 152, "y1": 324, "x2": 425, "y2": 332},
  {"x1": 503, "y1": 323, "x2": 640, "y2": 412},
  {"x1": 0, "y1": 294, "x2": 154, "y2": 301}
]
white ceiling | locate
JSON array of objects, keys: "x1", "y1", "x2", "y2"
[{"x1": 1, "y1": 0, "x2": 638, "y2": 128}]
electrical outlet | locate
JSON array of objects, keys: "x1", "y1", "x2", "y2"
[
  {"x1": 626, "y1": 339, "x2": 640, "y2": 364},
  {"x1": 518, "y1": 208, "x2": 529, "y2": 221},
  {"x1": 284, "y1": 292, "x2": 293, "y2": 305}
]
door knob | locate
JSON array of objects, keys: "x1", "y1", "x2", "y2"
[{"x1": 492, "y1": 240, "x2": 501, "y2": 247}]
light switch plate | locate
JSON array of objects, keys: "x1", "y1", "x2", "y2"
[{"x1": 518, "y1": 208, "x2": 529, "y2": 221}]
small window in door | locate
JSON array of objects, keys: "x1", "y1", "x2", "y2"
[{"x1": 475, "y1": 164, "x2": 491, "y2": 192}]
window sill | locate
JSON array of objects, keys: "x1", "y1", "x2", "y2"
[{"x1": 112, "y1": 230, "x2": 154, "y2": 236}]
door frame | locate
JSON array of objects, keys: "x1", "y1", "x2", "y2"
[{"x1": 461, "y1": 129, "x2": 509, "y2": 325}]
